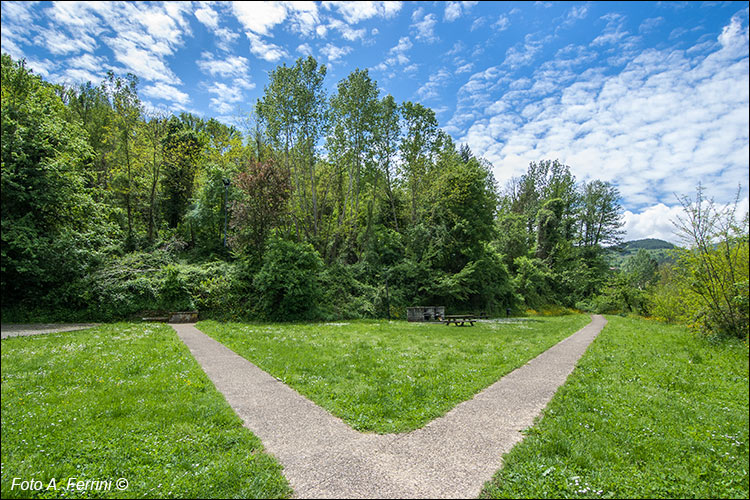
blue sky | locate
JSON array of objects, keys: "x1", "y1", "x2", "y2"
[{"x1": 2, "y1": 1, "x2": 748, "y2": 243}]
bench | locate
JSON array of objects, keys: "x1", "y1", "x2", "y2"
[{"x1": 443, "y1": 315, "x2": 477, "y2": 326}]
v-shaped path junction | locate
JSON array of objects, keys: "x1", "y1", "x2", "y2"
[{"x1": 172, "y1": 315, "x2": 606, "y2": 499}]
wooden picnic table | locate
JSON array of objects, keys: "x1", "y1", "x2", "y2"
[{"x1": 443, "y1": 315, "x2": 478, "y2": 326}]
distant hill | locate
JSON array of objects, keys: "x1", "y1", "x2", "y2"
[
  {"x1": 625, "y1": 238, "x2": 676, "y2": 250},
  {"x1": 606, "y1": 238, "x2": 680, "y2": 268}
]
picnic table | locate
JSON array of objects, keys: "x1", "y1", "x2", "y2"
[{"x1": 443, "y1": 315, "x2": 478, "y2": 326}]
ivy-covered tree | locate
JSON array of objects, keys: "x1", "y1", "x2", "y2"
[{"x1": 1, "y1": 54, "x2": 115, "y2": 306}]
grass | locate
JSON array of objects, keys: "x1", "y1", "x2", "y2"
[
  {"x1": 480, "y1": 315, "x2": 749, "y2": 499},
  {"x1": 1, "y1": 323, "x2": 292, "y2": 499},
  {"x1": 197, "y1": 315, "x2": 592, "y2": 433}
]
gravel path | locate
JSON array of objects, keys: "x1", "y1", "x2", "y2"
[
  {"x1": 1, "y1": 323, "x2": 99, "y2": 339},
  {"x1": 172, "y1": 315, "x2": 606, "y2": 499}
]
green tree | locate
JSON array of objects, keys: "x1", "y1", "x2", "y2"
[
  {"x1": 373, "y1": 94, "x2": 402, "y2": 231},
  {"x1": 327, "y1": 68, "x2": 380, "y2": 234},
  {"x1": 253, "y1": 236, "x2": 323, "y2": 320},
  {"x1": 258, "y1": 57, "x2": 329, "y2": 241},
  {"x1": 1, "y1": 54, "x2": 115, "y2": 306},
  {"x1": 104, "y1": 71, "x2": 142, "y2": 247},
  {"x1": 399, "y1": 101, "x2": 438, "y2": 224},
  {"x1": 672, "y1": 186, "x2": 748, "y2": 338},
  {"x1": 162, "y1": 116, "x2": 203, "y2": 231},
  {"x1": 579, "y1": 179, "x2": 624, "y2": 248}
]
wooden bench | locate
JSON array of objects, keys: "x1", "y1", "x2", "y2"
[{"x1": 443, "y1": 315, "x2": 477, "y2": 326}]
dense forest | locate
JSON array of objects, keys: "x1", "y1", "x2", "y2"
[{"x1": 2, "y1": 53, "x2": 747, "y2": 338}]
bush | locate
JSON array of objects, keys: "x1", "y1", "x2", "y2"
[
  {"x1": 319, "y1": 261, "x2": 378, "y2": 320},
  {"x1": 253, "y1": 236, "x2": 323, "y2": 321}
]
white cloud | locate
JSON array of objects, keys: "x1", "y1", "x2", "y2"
[
  {"x1": 321, "y1": 43, "x2": 352, "y2": 62},
  {"x1": 232, "y1": 1, "x2": 287, "y2": 36},
  {"x1": 36, "y1": 27, "x2": 97, "y2": 55},
  {"x1": 246, "y1": 32, "x2": 288, "y2": 62},
  {"x1": 195, "y1": 5, "x2": 219, "y2": 29},
  {"x1": 412, "y1": 10, "x2": 438, "y2": 42},
  {"x1": 142, "y1": 82, "x2": 190, "y2": 106},
  {"x1": 196, "y1": 52, "x2": 250, "y2": 78},
  {"x1": 622, "y1": 203, "x2": 686, "y2": 243},
  {"x1": 327, "y1": 18, "x2": 366, "y2": 41},
  {"x1": 322, "y1": 1, "x2": 402, "y2": 24},
  {"x1": 456, "y1": 17, "x2": 750, "y2": 213},
  {"x1": 503, "y1": 38, "x2": 544, "y2": 68},
  {"x1": 108, "y1": 37, "x2": 181, "y2": 84},
  {"x1": 493, "y1": 14, "x2": 510, "y2": 31},
  {"x1": 206, "y1": 81, "x2": 245, "y2": 114},
  {"x1": 68, "y1": 53, "x2": 108, "y2": 73},
  {"x1": 417, "y1": 68, "x2": 452, "y2": 100},
  {"x1": 373, "y1": 36, "x2": 412, "y2": 72},
  {"x1": 444, "y1": 2, "x2": 462, "y2": 22},
  {"x1": 623, "y1": 195, "x2": 750, "y2": 243},
  {"x1": 298, "y1": 43, "x2": 313, "y2": 56},
  {"x1": 639, "y1": 16, "x2": 663, "y2": 33}
]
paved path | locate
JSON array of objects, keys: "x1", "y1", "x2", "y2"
[
  {"x1": 172, "y1": 315, "x2": 607, "y2": 499},
  {"x1": 1, "y1": 323, "x2": 99, "y2": 339}
]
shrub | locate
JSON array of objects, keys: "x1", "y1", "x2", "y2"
[{"x1": 253, "y1": 236, "x2": 323, "y2": 321}]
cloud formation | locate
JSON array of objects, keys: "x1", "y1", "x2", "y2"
[{"x1": 455, "y1": 13, "x2": 749, "y2": 235}]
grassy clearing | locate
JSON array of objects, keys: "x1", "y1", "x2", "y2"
[
  {"x1": 1, "y1": 323, "x2": 291, "y2": 499},
  {"x1": 480, "y1": 315, "x2": 749, "y2": 499},
  {"x1": 197, "y1": 315, "x2": 591, "y2": 433}
]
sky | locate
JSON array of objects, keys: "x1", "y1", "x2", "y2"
[{"x1": 2, "y1": 1, "x2": 748, "y2": 243}]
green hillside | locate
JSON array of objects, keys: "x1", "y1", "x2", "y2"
[{"x1": 607, "y1": 239, "x2": 679, "y2": 268}]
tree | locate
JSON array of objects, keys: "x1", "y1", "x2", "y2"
[
  {"x1": 162, "y1": 116, "x2": 202, "y2": 231},
  {"x1": 579, "y1": 179, "x2": 624, "y2": 248},
  {"x1": 253, "y1": 236, "x2": 323, "y2": 321},
  {"x1": 672, "y1": 185, "x2": 748, "y2": 338},
  {"x1": 1, "y1": 54, "x2": 115, "y2": 306},
  {"x1": 257, "y1": 57, "x2": 329, "y2": 241},
  {"x1": 229, "y1": 159, "x2": 291, "y2": 263},
  {"x1": 399, "y1": 101, "x2": 438, "y2": 224},
  {"x1": 328, "y1": 68, "x2": 380, "y2": 232},
  {"x1": 624, "y1": 249, "x2": 659, "y2": 290},
  {"x1": 104, "y1": 71, "x2": 142, "y2": 247},
  {"x1": 141, "y1": 111, "x2": 167, "y2": 242},
  {"x1": 373, "y1": 94, "x2": 401, "y2": 231}
]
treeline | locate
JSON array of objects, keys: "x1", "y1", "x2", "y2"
[{"x1": 2, "y1": 53, "x2": 745, "y2": 338}]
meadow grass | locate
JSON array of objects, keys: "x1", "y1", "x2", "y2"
[
  {"x1": 1, "y1": 323, "x2": 291, "y2": 499},
  {"x1": 197, "y1": 315, "x2": 591, "y2": 433},
  {"x1": 480, "y1": 315, "x2": 749, "y2": 499}
]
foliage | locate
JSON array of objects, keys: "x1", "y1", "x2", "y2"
[
  {"x1": 670, "y1": 186, "x2": 749, "y2": 339},
  {"x1": 480, "y1": 316, "x2": 749, "y2": 499},
  {"x1": 1, "y1": 52, "x2": 631, "y2": 322},
  {"x1": 1, "y1": 54, "x2": 117, "y2": 308},
  {"x1": 253, "y1": 236, "x2": 324, "y2": 321},
  {"x1": 1, "y1": 323, "x2": 292, "y2": 499},
  {"x1": 198, "y1": 315, "x2": 590, "y2": 433},
  {"x1": 229, "y1": 160, "x2": 291, "y2": 263}
]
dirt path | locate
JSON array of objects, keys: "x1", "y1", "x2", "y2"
[{"x1": 172, "y1": 315, "x2": 607, "y2": 498}]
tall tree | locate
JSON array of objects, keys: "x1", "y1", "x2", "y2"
[
  {"x1": 258, "y1": 56, "x2": 328, "y2": 241},
  {"x1": 328, "y1": 68, "x2": 380, "y2": 231},
  {"x1": 162, "y1": 116, "x2": 202, "y2": 231},
  {"x1": 141, "y1": 111, "x2": 167, "y2": 241},
  {"x1": 1, "y1": 54, "x2": 113, "y2": 303},
  {"x1": 373, "y1": 94, "x2": 401, "y2": 231},
  {"x1": 399, "y1": 101, "x2": 438, "y2": 224},
  {"x1": 104, "y1": 71, "x2": 142, "y2": 246},
  {"x1": 579, "y1": 179, "x2": 624, "y2": 247}
]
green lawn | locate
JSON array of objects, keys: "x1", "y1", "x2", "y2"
[
  {"x1": 480, "y1": 315, "x2": 749, "y2": 499},
  {"x1": 1, "y1": 323, "x2": 291, "y2": 499},
  {"x1": 197, "y1": 315, "x2": 591, "y2": 433}
]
